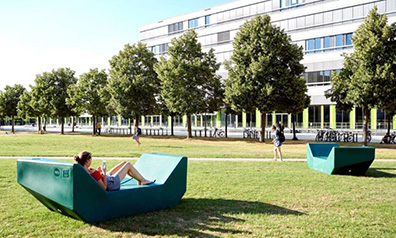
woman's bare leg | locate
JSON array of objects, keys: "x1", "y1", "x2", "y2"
[
  {"x1": 113, "y1": 162, "x2": 154, "y2": 185},
  {"x1": 108, "y1": 161, "x2": 127, "y2": 175},
  {"x1": 278, "y1": 147, "x2": 283, "y2": 161}
]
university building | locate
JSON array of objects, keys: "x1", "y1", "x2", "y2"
[{"x1": 138, "y1": 0, "x2": 396, "y2": 131}]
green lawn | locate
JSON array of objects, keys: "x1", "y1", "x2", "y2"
[
  {"x1": 1, "y1": 159, "x2": 395, "y2": 237},
  {"x1": 0, "y1": 133, "x2": 396, "y2": 159}
]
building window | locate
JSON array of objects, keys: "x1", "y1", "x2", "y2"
[
  {"x1": 314, "y1": 38, "x2": 321, "y2": 53},
  {"x1": 280, "y1": 0, "x2": 305, "y2": 9},
  {"x1": 335, "y1": 34, "x2": 344, "y2": 47},
  {"x1": 323, "y1": 36, "x2": 333, "y2": 52},
  {"x1": 217, "y1": 31, "x2": 230, "y2": 43},
  {"x1": 151, "y1": 43, "x2": 168, "y2": 55},
  {"x1": 306, "y1": 39, "x2": 314, "y2": 54},
  {"x1": 188, "y1": 18, "x2": 198, "y2": 29},
  {"x1": 305, "y1": 33, "x2": 353, "y2": 54},
  {"x1": 168, "y1": 22, "x2": 183, "y2": 34},
  {"x1": 205, "y1": 15, "x2": 210, "y2": 27},
  {"x1": 305, "y1": 70, "x2": 335, "y2": 86}
]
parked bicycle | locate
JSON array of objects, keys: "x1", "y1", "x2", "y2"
[
  {"x1": 212, "y1": 127, "x2": 225, "y2": 138},
  {"x1": 243, "y1": 128, "x2": 259, "y2": 139}
]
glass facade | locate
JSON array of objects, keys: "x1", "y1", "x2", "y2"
[
  {"x1": 305, "y1": 70, "x2": 334, "y2": 85},
  {"x1": 168, "y1": 22, "x2": 183, "y2": 34},
  {"x1": 188, "y1": 18, "x2": 198, "y2": 29},
  {"x1": 305, "y1": 33, "x2": 353, "y2": 54}
]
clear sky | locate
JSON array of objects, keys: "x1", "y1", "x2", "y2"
[{"x1": 0, "y1": 0, "x2": 232, "y2": 91}]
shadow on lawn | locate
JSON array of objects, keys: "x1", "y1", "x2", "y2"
[
  {"x1": 366, "y1": 168, "x2": 396, "y2": 178},
  {"x1": 96, "y1": 198, "x2": 305, "y2": 238}
]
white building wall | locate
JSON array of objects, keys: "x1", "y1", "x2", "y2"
[{"x1": 140, "y1": 0, "x2": 396, "y2": 106}]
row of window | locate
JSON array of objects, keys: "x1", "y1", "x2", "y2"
[
  {"x1": 304, "y1": 70, "x2": 337, "y2": 85},
  {"x1": 144, "y1": 0, "x2": 395, "y2": 41},
  {"x1": 149, "y1": 43, "x2": 168, "y2": 55},
  {"x1": 305, "y1": 33, "x2": 353, "y2": 53},
  {"x1": 278, "y1": 1, "x2": 387, "y2": 31},
  {"x1": 168, "y1": 22, "x2": 183, "y2": 34},
  {"x1": 280, "y1": 0, "x2": 305, "y2": 9}
]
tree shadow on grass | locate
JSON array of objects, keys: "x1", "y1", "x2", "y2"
[
  {"x1": 366, "y1": 168, "x2": 396, "y2": 178},
  {"x1": 96, "y1": 198, "x2": 305, "y2": 238}
]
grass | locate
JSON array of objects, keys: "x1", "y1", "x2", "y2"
[
  {"x1": 1, "y1": 158, "x2": 396, "y2": 237},
  {"x1": 0, "y1": 133, "x2": 396, "y2": 159}
]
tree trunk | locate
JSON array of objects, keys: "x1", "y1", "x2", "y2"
[
  {"x1": 170, "y1": 115, "x2": 174, "y2": 136},
  {"x1": 135, "y1": 115, "x2": 139, "y2": 127},
  {"x1": 362, "y1": 106, "x2": 369, "y2": 146},
  {"x1": 187, "y1": 114, "x2": 192, "y2": 138},
  {"x1": 61, "y1": 117, "x2": 65, "y2": 135},
  {"x1": 387, "y1": 115, "x2": 391, "y2": 134},
  {"x1": 72, "y1": 117, "x2": 75, "y2": 132},
  {"x1": 11, "y1": 115, "x2": 15, "y2": 134},
  {"x1": 37, "y1": 116, "x2": 41, "y2": 132},
  {"x1": 44, "y1": 118, "x2": 47, "y2": 131},
  {"x1": 292, "y1": 114, "x2": 298, "y2": 140},
  {"x1": 92, "y1": 115, "x2": 96, "y2": 135},
  {"x1": 260, "y1": 113, "x2": 266, "y2": 142},
  {"x1": 204, "y1": 113, "x2": 207, "y2": 137},
  {"x1": 225, "y1": 113, "x2": 228, "y2": 138}
]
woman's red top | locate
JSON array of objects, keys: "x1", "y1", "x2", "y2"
[{"x1": 90, "y1": 169, "x2": 103, "y2": 181}]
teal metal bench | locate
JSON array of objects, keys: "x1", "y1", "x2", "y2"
[
  {"x1": 17, "y1": 153, "x2": 187, "y2": 223},
  {"x1": 307, "y1": 143, "x2": 375, "y2": 175}
]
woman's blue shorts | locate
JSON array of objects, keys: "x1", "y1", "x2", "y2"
[{"x1": 106, "y1": 175, "x2": 121, "y2": 191}]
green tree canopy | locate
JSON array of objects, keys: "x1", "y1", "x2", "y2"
[
  {"x1": 31, "y1": 68, "x2": 77, "y2": 134},
  {"x1": 108, "y1": 42, "x2": 159, "y2": 129},
  {"x1": 67, "y1": 68, "x2": 109, "y2": 135},
  {"x1": 0, "y1": 84, "x2": 26, "y2": 133},
  {"x1": 17, "y1": 90, "x2": 43, "y2": 131},
  {"x1": 225, "y1": 15, "x2": 305, "y2": 142},
  {"x1": 155, "y1": 30, "x2": 222, "y2": 138},
  {"x1": 326, "y1": 7, "x2": 396, "y2": 145},
  {"x1": 276, "y1": 77, "x2": 310, "y2": 140}
]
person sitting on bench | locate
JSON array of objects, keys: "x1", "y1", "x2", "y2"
[
  {"x1": 74, "y1": 151, "x2": 155, "y2": 191},
  {"x1": 380, "y1": 133, "x2": 392, "y2": 144}
]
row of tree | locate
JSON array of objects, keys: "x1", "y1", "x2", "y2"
[{"x1": 0, "y1": 15, "x2": 310, "y2": 142}]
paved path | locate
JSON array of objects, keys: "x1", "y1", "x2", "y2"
[{"x1": 1, "y1": 156, "x2": 395, "y2": 162}]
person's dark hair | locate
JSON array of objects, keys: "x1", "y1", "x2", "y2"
[
  {"x1": 271, "y1": 125, "x2": 276, "y2": 130},
  {"x1": 74, "y1": 151, "x2": 92, "y2": 166}
]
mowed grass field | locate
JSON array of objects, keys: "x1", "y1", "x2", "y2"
[
  {"x1": 0, "y1": 133, "x2": 395, "y2": 237},
  {"x1": 1, "y1": 158, "x2": 395, "y2": 237},
  {"x1": 0, "y1": 133, "x2": 396, "y2": 159}
]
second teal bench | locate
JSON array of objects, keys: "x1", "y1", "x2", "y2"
[{"x1": 307, "y1": 143, "x2": 375, "y2": 175}]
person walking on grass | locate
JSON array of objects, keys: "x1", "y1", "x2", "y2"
[
  {"x1": 132, "y1": 125, "x2": 142, "y2": 146},
  {"x1": 271, "y1": 125, "x2": 283, "y2": 161}
]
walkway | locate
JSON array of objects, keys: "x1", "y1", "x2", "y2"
[{"x1": 1, "y1": 156, "x2": 395, "y2": 162}]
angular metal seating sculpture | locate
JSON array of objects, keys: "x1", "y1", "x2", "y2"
[
  {"x1": 307, "y1": 143, "x2": 375, "y2": 175},
  {"x1": 17, "y1": 153, "x2": 187, "y2": 223}
]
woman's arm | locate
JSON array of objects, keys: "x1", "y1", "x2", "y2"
[{"x1": 97, "y1": 167, "x2": 107, "y2": 190}]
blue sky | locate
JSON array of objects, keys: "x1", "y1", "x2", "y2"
[{"x1": 0, "y1": 0, "x2": 231, "y2": 91}]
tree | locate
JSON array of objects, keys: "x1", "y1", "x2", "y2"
[
  {"x1": 326, "y1": 7, "x2": 396, "y2": 146},
  {"x1": 225, "y1": 15, "x2": 305, "y2": 142},
  {"x1": 31, "y1": 68, "x2": 77, "y2": 134},
  {"x1": 17, "y1": 90, "x2": 41, "y2": 131},
  {"x1": 0, "y1": 84, "x2": 26, "y2": 133},
  {"x1": 29, "y1": 73, "x2": 56, "y2": 132},
  {"x1": 276, "y1": 77, "x2": 310, "y2": 140},
  {"x1": 67, "y1": 68, "x2": 109, "y2": 135},
  {"x1": 155, "y1": 30, "x2": 222, "y2": 138},
  {"x1": 108, "y1": 42, "x2": 159, "y2": 132}
]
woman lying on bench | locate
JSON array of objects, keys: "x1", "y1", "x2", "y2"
[{"x1": 74, "y1": 151, "x2": 155, "y2": 191}]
